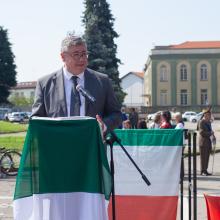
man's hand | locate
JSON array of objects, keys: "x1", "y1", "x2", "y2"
[{"x1": 96, "y1": 115, "x2": 107, "y2": 137}]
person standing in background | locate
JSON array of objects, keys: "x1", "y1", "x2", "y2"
[
  {"x1": 198, "y1": 110, "x2": 215, "y2": 176},
  {"x1": 118, "y1": 107, "x2": 128, "y2": 128},
  {"x1": 149, "y1": 113, "x2": 161, "y2": 129},
  {"x1": 129, "y1": 108, "x2": 139, "y2": 128},
  {"x1": 174, "y1": 112, "x2": 184, "y2": 129},
  {"x1": 137, "y1": 118, "x2": 147, "y2": 129},
  {"x1": 122, "y1": 120, "x2": 132, "y2": 129},
  {"x1": 160, "y1": 111, "x2": 172, "y2": 129}
]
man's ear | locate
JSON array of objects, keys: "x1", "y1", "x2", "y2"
[{"x1": 60, "y1": 52, "x2": 65, "y2": 62}]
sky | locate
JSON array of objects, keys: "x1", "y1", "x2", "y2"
[{"x1": 1, "y1": 0, "x2": 220, "y2": 82}]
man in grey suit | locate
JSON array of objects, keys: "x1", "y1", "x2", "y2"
[
  {"x1": 32, "y1": 32, "x2": 121, "y2": 131},
  {"x1": 198, "y1": 110, "x2": 215, "y2": 176}
]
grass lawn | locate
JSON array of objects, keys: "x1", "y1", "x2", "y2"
[
  {"x1": 0, "y1": 121, "x2": 28, "y2": 134},
  {"x1": 0, "y1": 136, "x2": 25, "y2": 151}
]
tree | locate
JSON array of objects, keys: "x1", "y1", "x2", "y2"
[
  {"x1": 9, "y1": 95, "x2": 34, "y2": 109},
  {"x1": 82, "y1": 0, "x2": 125, "y2": 104},
  {"x1": 0, "y1": 27, "x2": 17, "y2": 104}
]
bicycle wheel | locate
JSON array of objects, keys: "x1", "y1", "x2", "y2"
[
  {"x1": 0, "y1": 150, "x2": 21, "y2": 176},
  {"x1": 6, "y1": 150, "x2": 21, "y2": 176},
  {"x1": 0, "y1": 153, "x2": 13, "y2": 175}
]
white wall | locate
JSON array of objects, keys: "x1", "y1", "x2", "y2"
[
  {"x1": 121, "y1": 74, "x2": 144, "y2": 107},
  {"x1": 9, "y1": 88, "x2": 35, "y2": 99}
]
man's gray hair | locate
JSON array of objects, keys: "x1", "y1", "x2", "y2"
[{"x1": 61, "y1": 32, "x2": 87, "y2": 52}]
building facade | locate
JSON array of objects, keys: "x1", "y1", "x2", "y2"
[
  {"x1": 121, "y1": 72, "x2": 144, "y2": 107},
  {"x1": 9, "y1": 81, "x2": 37, "y2": 99},
  {"x1": 144, "y1": 41, "x2": 220, "y2": 111}
]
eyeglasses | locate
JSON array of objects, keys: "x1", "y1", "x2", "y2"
[{"x1": 66, "y1": 52, "x2": 88, "y2": 60}]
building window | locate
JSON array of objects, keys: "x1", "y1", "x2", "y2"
[
  {"x1": 180, "y1": 64, "x2": 187, "y2": 81},
  {"x1": 160, "y1": 65, "x2": 168, "y2": 81},
  {"x1": 201, "y1": 89, "x2": 208, "y2": 105},
  {"x1": 180, "y1": 89, "x2": 187, "y2": 105},
  {"x1": 200, "y1": 64, "x2": 208, "y2": 80},
  {"x1": 160, "y1": 90, "x2": 167, "y2": 106}
]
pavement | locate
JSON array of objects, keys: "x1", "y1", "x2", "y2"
[
  {"x1": 0, "y1": 121, "x2": 220, "y2": 220},
  {"x1": 2, "y1": 155, "x2": 220, "y2": 220}
]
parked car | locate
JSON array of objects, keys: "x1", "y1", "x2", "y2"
[
  {"x1": 182, "y1": 111, "x2": 197, "y2": 121},
  {"x1": 8, "y1": 112, "x2": 28, "y2": 122},
  {"x1": 25, "y1": 112, "x2": 32, "y2": 118},
  {"x1": 189, "y1": 112, "x2": 214, "y2": 123}
]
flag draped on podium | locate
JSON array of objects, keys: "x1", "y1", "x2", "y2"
[
  {"x1": 13, "y1": 118, "x2": 111, "y2": 220},
  {"x1": 108, "y1": 129, "x2": 183, "y2": 220}
]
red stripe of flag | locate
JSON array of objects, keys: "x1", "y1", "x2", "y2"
[
  {"x1": 108, "y1": 195, "x2": 178, "y2": 220},
  {"x1": 205, "y1": 194, "x2": 220, "y2": 220}
]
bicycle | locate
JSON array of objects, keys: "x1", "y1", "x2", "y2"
[{"x1": 0, "y1": 147, "x2": 21, "y2": 176}]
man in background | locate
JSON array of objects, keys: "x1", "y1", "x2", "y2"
[
  {"x1": 129, "y1": 108, "x2": 139, "y2": 128},
  {"x1": 198, "y1": 109, "x2": 215, "y2": 176}
]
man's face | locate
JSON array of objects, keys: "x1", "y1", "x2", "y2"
[
  {"x1": 61, "y1": 44, "x2": 88, "y2": 75},
  {"x1": 204, "y1": 112, "x2": 211, "y2": 121}
]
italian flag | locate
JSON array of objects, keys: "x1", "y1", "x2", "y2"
[
  {"x1": 205, "y1": 194, "x2": 220, "y2": 220},
  {"x1": 13, "y1": 117, "x2": 111, "y2": 220},
  {"x1": 108, "y1": 129, "x2": 183, "y2": 220}
]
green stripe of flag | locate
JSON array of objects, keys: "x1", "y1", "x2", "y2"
[
  {"x1": 114, "y1": 129, "x2": 183, "y2": 146},
  {"x1": 14, "y1": 119, "x2": 112, "y2": 200}
]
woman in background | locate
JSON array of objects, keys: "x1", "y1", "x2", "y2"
[
  {"x1": 149, "y1": 113, "x2": 161, "y2": 129},
  {"x1": 160, "y1": 111, "x2": 172, "y2": 129}
]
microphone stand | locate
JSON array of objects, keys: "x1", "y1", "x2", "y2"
[{"x1": 106, "y1": 131, "x2": 151, "y2": 220}]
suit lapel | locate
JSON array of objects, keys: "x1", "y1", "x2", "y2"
[{"x1": 54, "y1": 69, "x2": 67, "y2": 116}]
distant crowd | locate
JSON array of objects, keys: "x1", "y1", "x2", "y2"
[
  {"x1": 121, "y1": 107, "x2": 216, "y2": 176},
  {"x1": 120, "y1": 108, "x2": 184, "y2": 130}
]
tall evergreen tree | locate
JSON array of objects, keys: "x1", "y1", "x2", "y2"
[
  {"x1": 82, "y1": 0, "x2": 125, "y2": 104},
  {"x1": 0, "y1": 27, "x2": 17, "y2": 104}
]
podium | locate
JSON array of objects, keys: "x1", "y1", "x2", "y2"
[{"x1": 13, "y1": 117, "x2": 111, "y2": 220}]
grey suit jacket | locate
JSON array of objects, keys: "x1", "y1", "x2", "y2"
[{"x1": 32, "y1": 68, "x2": 122, "y2": 130}]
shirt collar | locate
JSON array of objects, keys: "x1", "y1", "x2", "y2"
[{"x1": 63, "y1": 67, "x2": 84, "y2": 81}]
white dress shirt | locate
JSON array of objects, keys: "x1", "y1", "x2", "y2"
[{"x1": 63, "y1": 67, "x2": 85, "y2": 116}]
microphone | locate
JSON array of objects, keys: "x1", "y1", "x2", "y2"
[{"x1": 76, "y1": 84, "x2": 96, "y2": 103}]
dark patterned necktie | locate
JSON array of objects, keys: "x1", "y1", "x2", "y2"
[{"x1": 70, "y1": 76, "x2": 81, "y2": 116}]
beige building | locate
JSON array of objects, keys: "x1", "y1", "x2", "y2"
[
  {"x1": 144, "y1": 41, "x2": 220, "y2": 112},
  {"x1": 9, "y1": 81, "x2": 37, "y2": 99}
]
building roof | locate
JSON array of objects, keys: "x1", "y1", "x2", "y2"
[
  {"x1": 133, "y1": 72, "x2": 144, "y2": 78},
  {"x1": 169, "y1": 41, "x2": 220, "y2": 49},
  {"x1": 12, "y1": 81, "x2": 37, "y2": 89},
  {"x1": 121, "y1": 72, "x2": 144, "y2": 80},
  {"x1": 151, "y1": 41, "x2": 220, "y2": 57}
]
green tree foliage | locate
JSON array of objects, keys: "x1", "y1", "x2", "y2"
[
  {"x1": 9, "y1": 95, "x2": 34, "y2": 108},
  {"x1": 82, "y1": 0, "x2": 125, "y2": 104},
  {"x1": 0, "y1": 27, "x2": 17, "y2": 104}
]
